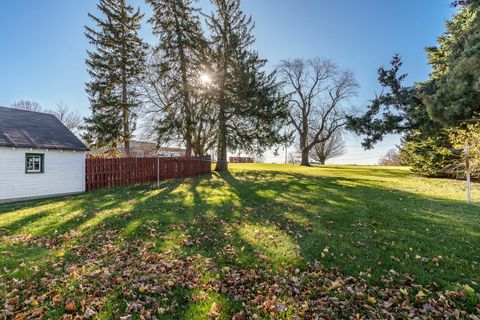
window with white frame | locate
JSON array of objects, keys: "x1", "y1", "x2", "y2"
[{"x1": 26, "y1": 153, "x2": 44, "y2": 173}]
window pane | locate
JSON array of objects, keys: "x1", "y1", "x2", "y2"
[
  {"x1": 33, "y1": 157, "x2": 40, "y2": 170},
  {"x1": 26, "y1": 155, "x2": 43, "y2": 173},
  {"x1": 27, "y1": 157, "x2": 34, "y2": 171}
]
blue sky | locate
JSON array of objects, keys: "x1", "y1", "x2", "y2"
[{"x1": 0, "y1": 0, "x2": 455, "y2": 163}]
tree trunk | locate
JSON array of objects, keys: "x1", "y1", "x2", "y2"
[
  {"x1": 174, "y1": 8, "x2": 192, "y2": 159},
  {"x1": 123, "y1": 109, "x2": 130, "y2": 156},
  {"x1": 185, "y1": 136, "x2": 192, "y2": 158},
  {"x1": 319, "y1": 152, "x2": 326, "y2": 165},
  {"x1": 215, "y1": 24, "x2": 229, "y2": 172},
  {"x1": 121, "y1": 17, "x2": 130, "y2": 157},
  {"x1": 301, "y1": 148, "x2": 310, "y2": 166},
  {"x1": 122, "y1": 74, "x2": 129, "y2": 156},
  {"x1": 215, "y1": 143, "x2": 228, "y2": 171},
  {"x1": 215, "y1": 107, "x2": 228, "y2": 172},
  {"x1": 299, "y1": 130, "x2": 310, "y2": 166},
  {"x1": 124, "y1": 135, "x2": 130, "y2": 156},
  {"x1": 299, "y1": 109, "x2": 310, "y2": 166}
]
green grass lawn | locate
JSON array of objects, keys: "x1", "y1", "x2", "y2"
[{"x1": 1, "y1": 164, "x2": 479, "y2": 319}]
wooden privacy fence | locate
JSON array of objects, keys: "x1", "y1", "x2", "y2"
[{"x1": 85, "y1": 156, "x2": 211, "y2": 192}]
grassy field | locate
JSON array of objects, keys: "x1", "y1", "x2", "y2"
[{"x1": 0, "y1": 164, "x2": 479, "y2": 318}]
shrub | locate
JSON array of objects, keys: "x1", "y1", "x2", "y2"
[{"x1": 400, "y1": 131, "x2": 461, "y2": 177}]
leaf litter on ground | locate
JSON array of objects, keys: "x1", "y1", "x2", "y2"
[{"x1": 1, "y1": 229, "x2": 479, "y2": 319}]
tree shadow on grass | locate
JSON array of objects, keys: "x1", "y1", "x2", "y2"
[
  {"x1": 213, "y1": 170, "x2": 479, "y2": 289},
  {"x1": 0, "y1": 169, "x2": 479, "y2": 293}
]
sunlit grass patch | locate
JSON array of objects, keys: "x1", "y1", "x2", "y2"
[
  {"x1": 168, "y1": 288, "x2": 239, "y2": 320},
  {"x1": 155, "y1": 229, "x2": 189, "y2": 253},
  {"x1": 238, "y1": 223, "x2": 301, "y2": 269},
  {"x1": 0, "y1": 243, "x2": 51, "y2": 279}
]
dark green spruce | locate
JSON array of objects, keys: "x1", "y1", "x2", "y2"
[
  {"x1": 146, "y1": 0, "x2": 207, "y2": 157},
  {"x1": 84, "y1": 0, "x2": 146, "y2": 154},
  {"x1": 423, "y1": 1, "x2": 480, "y2": 125},
  {"x1": 346, "y1": 55, "x2": 433, "y2": 149},
  {"x1": 207, "y1": 0, "x2": 289, "y2": 171}
]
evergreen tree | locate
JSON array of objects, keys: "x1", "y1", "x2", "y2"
[
  {"x1": 146, "y1": 0, "x2": 206, "y2": 157},
  {"x1": 347, "y1": 6, "x2": 475, "y2": 177},
  {"x1": 400, "y1": 132, "x2": 459, "y2": 177},
  {"x1": 346, "y1": 55, "x2": 464, "y2": 177},
  {"x1": 423, "y1": 3, "x2": 480, "y2": 125},
  {"x1": 207, "y1": 0, "x2": 289, "y2": 171},
  {"x1": 84, "y1": 0, "x2": 146, "y2": 154},
  {"x1": 346, "y1": 55, "x2": 433, "y2": 149},
  {"x1": 347, "y1": 5, "x2": 478, "y2": 147}
]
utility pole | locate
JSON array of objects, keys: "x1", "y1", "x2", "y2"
[{"x1": 465, "y1": 146, "x2": 471, "y2": 204}]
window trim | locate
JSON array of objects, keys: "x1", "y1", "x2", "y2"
[{"x1": 25, "y1": 153, "x2": 45, "y2": 174}]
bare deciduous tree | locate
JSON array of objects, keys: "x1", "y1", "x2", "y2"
[
  {"x1": 287, "y1": 150, "x2": 301, "y2": 164},
  {"x1": 189, "y1": 90, "x2": 218, "y2": 156},
  {"x1": 140, "y1": 50, "x2": 217, "y2": 156},
  {"x1": 49, "y1": 102, "x2": 83, "y2": 133},
  {"x1": 11, "y1": 100, "x2": 43, "y2": 112},
  {"x1": 278, "y1": 58, "x2": 358, "y2": 166},
  {"x1": 379, "y1": 148, "x2": 402, "y2": 166},
  {"x1": 310, "y1": 131, "x2": 346, "y2": 164},
  {"x1": 12, "y1": 100, "x2": 83, "y2": 134},
  {"x1": 140, "y1": 51, "x2": 182, "y2": 145}
]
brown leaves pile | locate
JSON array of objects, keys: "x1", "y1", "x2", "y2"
[
  {"x1": 1, "y1": 230, "x2": 479, "y2": 319},
  {"x1": 218, "y1": 267, "x2": 479, "y2": 319}
]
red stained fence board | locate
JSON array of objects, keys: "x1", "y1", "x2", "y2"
[{"x1": 85, "y1": 156, "x2": 211, "y2": 192}]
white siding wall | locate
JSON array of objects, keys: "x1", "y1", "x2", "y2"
[{"x1": 0, "y1": 147, "x2": 86, "y2": 201}]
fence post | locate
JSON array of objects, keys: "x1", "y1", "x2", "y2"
[
  {"x1": 85, "y1": 158, "x2": 89, "y2": 192},
  {"x1": 465, "y1": 147, "x2": 471, "y2": 204},
  {"x1": 157, "y1": 156, "x2": 160, "y2": 187}
]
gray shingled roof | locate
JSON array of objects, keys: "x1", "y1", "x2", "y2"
[{"x1": 0, "y1": 106, "x2": 89, "y2": 151}]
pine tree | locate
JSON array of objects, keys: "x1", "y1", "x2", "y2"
[
  {"x1": 347, "y1": 5, "x2": 480, "y2": 148},
  {"x1": 346, "y1": 55, "x2": 432, "y2": 149},
  {"x1": 84, "y1": 0, "x2": 146, "y2": 154},
  {"x1": 423, "y1": 3, "x2": 480, "y2": 125},
  {"x1": 146, "y1": 0, "x2": 206, "y2": 157},
  {"x1": 207, "y1": 0, "x2": 289, "y2": 171},
  {"x1": 347, "y1": 1, "x2": 480, "y2": 177}
]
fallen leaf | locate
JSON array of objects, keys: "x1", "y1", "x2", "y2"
[
  {"x1": 65, "y1": 302, "x2": 77, "y2": 313},
  {"x1": 83, "y1": 307, "x2": 96, "y2": 318},
  {"x1": 208, "y1": 302, "x2": 221, "y2": 317},
  {"x1": 415, "y1": 290, "x2": 426, "y2": 301}
]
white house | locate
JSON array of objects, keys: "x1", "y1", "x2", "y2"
[{"x1": 0, "y1": 106, "x2": 89, "y2": 203}]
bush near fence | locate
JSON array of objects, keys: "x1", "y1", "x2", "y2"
[{"x1": 85, "y1": 156, "x2": 211, "y2": 192}]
